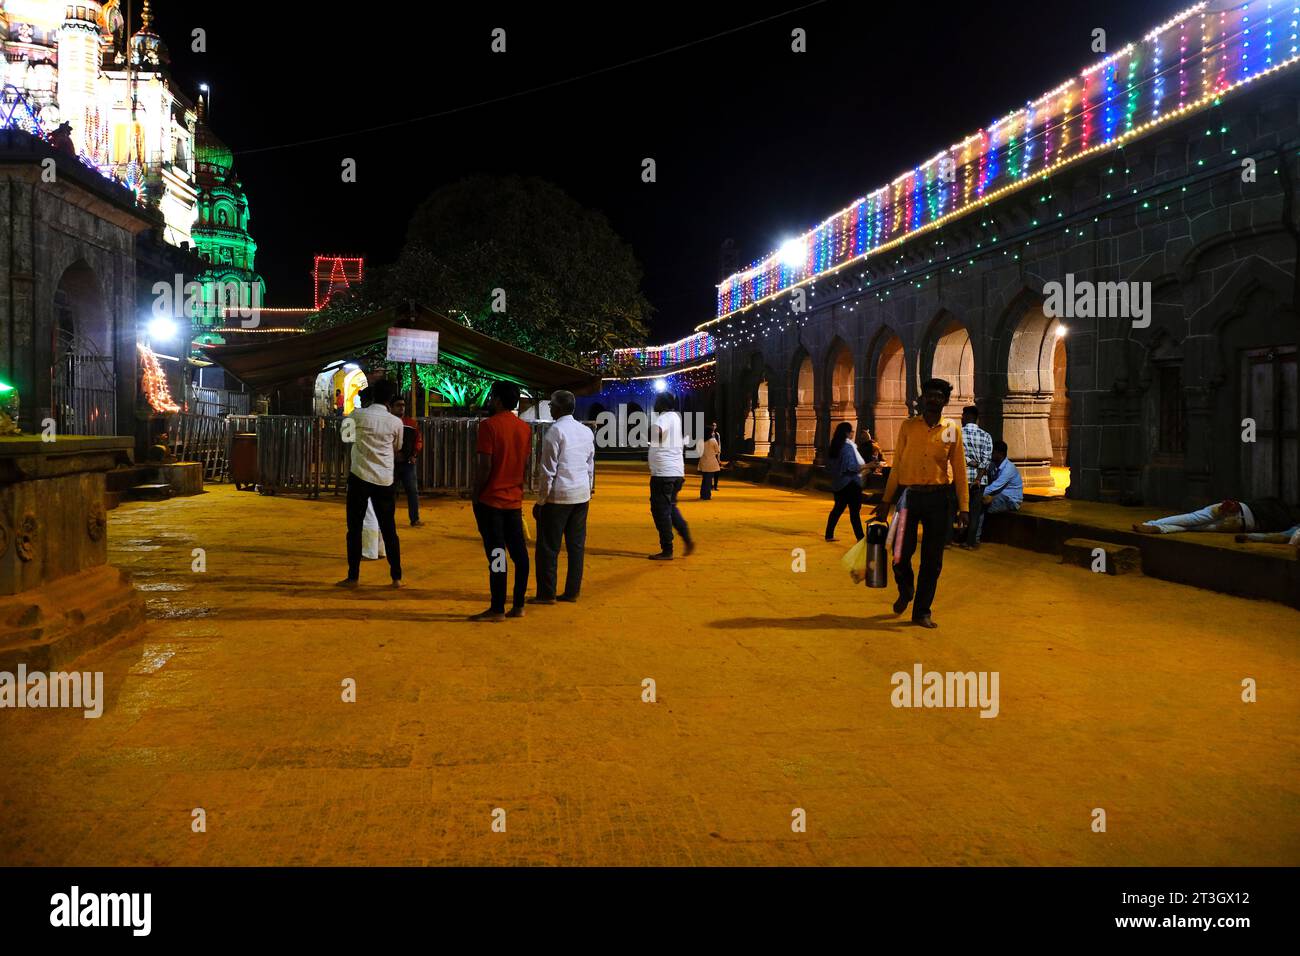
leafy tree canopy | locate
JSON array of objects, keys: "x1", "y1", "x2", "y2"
[{"x1": 308, "y1": 175, "x2": 652, "y2": 406}]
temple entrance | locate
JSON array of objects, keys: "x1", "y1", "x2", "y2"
[
  {"x1": 828, "y1": 341, "x2": 856, "y2": 435},
  {"x1": 1003, "y1": 307, "x2": 1065, "y2": 490},
  {"x1": 929, "y1": 318, "x2": 975, "y2": 418},
  {"x1": 51, "y1": 261, "x2": 115, "y2": 436},
  {"x1": 793, "y1": 355, "x2": 815, "y2": 462},
  {"x1": 872, "y1": 332, "x2": 908, "y2": 463}
]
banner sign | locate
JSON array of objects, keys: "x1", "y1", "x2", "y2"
[{"x1": 386, "y1": 328, "x2": 439, "y2": 364}]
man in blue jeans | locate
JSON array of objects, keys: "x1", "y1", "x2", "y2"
[
  {"x1": 973, "y1": 441, "x2": 1023, "y2": 545},
  {"x1": 389, "y1": 397, "x2": 422, "y2": 527}
]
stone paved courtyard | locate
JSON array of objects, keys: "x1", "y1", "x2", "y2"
[{"x1": 1, "y1": 462, "x2": 1296, "y2": 866}]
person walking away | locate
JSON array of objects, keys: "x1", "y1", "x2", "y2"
[
  {"x1": 647, "y1": 391, "x2": 694, "y2": 560},
  {"x1": 389, "y1": 397, "x2": 423, "y2": 527},
  {"x1": 873, "y1": 378, "x2": 969, "y2": 628},
  {"x1": 471, "y1": 381, "x2": 533, "y2": 621},
  {"x1": 959, "y1": 405, "x2": 992, "y2": 549},
  {"x1": 530, "y1": 390, "x2": 595, "y2": 604},
  {"x1": 825, "y1": 421, "x2": 866, "y2": 541},
  {"x1": 708, "y1": 421, "x2": 722, "y2": 491},
  {"x1": 972, "y1": 441, "x2": 1022, "y2": 545},
  {"x1": 337, "y1": 380, "x2": 404, "y2": 589},
  {"x1": 698, "y1": 426, "x2": 722, "y2": 500}
]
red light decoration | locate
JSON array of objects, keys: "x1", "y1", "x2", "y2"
[{"x1": 313, "y1": 255, "x2": 365, "y2": 309}]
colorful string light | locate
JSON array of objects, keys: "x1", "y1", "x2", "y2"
[{"x1": 709, "y1": 1, "x2": 1297, "y2": 326}]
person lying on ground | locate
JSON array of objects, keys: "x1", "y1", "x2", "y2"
[{"x1": 1133, "y1": 497, "x2": 1296, "y2": 536}]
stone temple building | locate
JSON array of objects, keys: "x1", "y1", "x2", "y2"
[
  {"x1": 705, "y1": 0, "x2": 1299, "y2": 509},
  {"x1": 0, "y1": 1, "x2": 263, "y2": 433}
]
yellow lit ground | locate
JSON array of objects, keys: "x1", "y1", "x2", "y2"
[{"x1": 0, "y1": 462, "x2": 1296, "y2": 866}]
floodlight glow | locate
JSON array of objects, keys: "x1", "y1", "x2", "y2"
[
  {"x1": 779, "y1": 239, "x2": 806, "y2": 269},
  {"x1": 148, "y1": 316, "x2": 178, "y2": 340},
  {"x1": 653, "y1": 378, "x2": 668, "y2": 393}
]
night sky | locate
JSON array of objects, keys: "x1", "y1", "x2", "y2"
[{"x1": 156, "y1": 0, "x2": 1166, "y2": 341}]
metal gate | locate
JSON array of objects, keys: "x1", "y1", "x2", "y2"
[
  {"x1": 52, "y1": 329, "x2": 116, "y2": 436},
  {"x1": 248, "y1": 416, "x2": 550, "y2": 498}
]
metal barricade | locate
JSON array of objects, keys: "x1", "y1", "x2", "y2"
[
  {"x1": 168, "y1": 415, "x2": 552, "y2": 497},
  {"x1": 169, "y1": 412, "x2": 231, "y2": 482}
]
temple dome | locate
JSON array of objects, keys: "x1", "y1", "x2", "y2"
[{"x1": 195, "y1": 122, "x2": 233, "y2": 173}]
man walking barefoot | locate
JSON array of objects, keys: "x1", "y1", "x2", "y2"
[{"x1": 873, "y1": 378, "x2": 969, "y2": 628}]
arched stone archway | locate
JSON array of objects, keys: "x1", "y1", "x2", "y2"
[
  {"x1": 1003, "y1": 305, "x2": 1065, "y2": 489},
  {"x1": 52, "y1": 260, "x2": 116, "y2": 436},
  {"x1": 827, "y1": 340, "x2": 856, "y2": 436},
  {"x1": 792, "y1": 353, "x2": 815, "y2": 462},
  {"x1": 1049, "y1": 336, "x2": 1070, "y2": 469},
  {"x1": 928, "y1": 317, "x2": 975, "y2": 418},
  {"x1": 872, "y1": 331, "x2": 908, "y2": 462}
]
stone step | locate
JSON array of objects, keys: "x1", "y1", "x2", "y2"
[
  {"x1": 106, "y1": 464, "x2": 162, "y2": 494},
  {"x1": 128, "y1": 483, "x2": 172, "y2": 501},
  {"x1": 1061, "y1": 537, "x2": 1142, "y2": 575}
]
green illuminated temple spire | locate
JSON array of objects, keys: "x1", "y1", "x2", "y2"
[{"x1": 190, "y1": 91, "x2": 265, "y2": 344}]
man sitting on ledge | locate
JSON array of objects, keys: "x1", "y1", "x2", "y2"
[{"x1": 967, "y1": 441, "x2": 1021, "y2": 548}]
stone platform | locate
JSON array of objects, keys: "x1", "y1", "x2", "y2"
[
  {"x1": 0, "y1": 436, "x2": 145, "y2": 667},
  {"x1": 979, "y1": 498, "x2": 1299, "y2": 609}
]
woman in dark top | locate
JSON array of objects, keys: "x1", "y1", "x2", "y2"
[{"x1": 825, "y1": 421, "x2": 866, "y2": 541}]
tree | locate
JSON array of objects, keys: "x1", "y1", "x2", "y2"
[
  {"x1": 401, "y1": 174, "x2": 651, "y2": 364},
  {"x1": 309, "y1": 175, "x2": 652, "y2": 407}
]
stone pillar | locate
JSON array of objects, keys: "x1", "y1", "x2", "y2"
[{"x1": 1001, "y1": 392, "x2": 1055, "y2": 489}]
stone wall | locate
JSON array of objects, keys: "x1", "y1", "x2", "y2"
[{"x1": 0, "y1": 131, "x2": 158, "y2": 438}]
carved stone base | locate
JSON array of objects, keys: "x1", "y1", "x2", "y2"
[{"x1": 0, "y1": 564, "x2": 144, "y2": 671}]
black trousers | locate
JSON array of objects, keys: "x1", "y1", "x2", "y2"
[
  {"x1": 649, "y1": 477, "x2": 691, "y2": 554},
  {"x1": 961, "y1": 481, "x2": 983, "y2": 543},
  {"x1": 699, "y1": 471, "x2": 716, "y2": 499},
  {"x1": 535, "y1": 501, "x2": 589, "y2": 599},
  {"x1": 345, "y1": 474, "x2": 401, "y2": 580},
  {"x1": 395, "y1": 461, "x2": 420, "y2": 524},
  {"x1": 474, "y1": 502, "x2": 529, "y2": 612},
  {"x1": 826, "y1": 482, "x2": 864, "y2": 540},
  {"x1": 893, "y1": 485, "x2": 953, "y2": 621}
]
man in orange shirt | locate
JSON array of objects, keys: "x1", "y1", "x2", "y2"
[
  {"x1": 471, "y1": 380, "x2": 533, "y2": 622},
  {"x1": 874, "y1": 378, "x2": 970, "y2": 628}
]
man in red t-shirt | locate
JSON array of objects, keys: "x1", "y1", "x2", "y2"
[{"x1": 470, "y1": 380, "x2": 533, "y2": 621}]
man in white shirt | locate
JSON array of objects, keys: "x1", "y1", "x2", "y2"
[
  {"x1": 529, "y1": 390, "x2": 596, "y2": 603},
  {"x1": 647, "y1": 390, "x2": 695, "y2": 560},
  {"x1": 338, "y1": 379, "x2": 405, "y2": 588}
]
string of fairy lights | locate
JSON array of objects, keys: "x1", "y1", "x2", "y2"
[{"x1": 708, "y1": 1, "x2": 1300, "y2": 325}]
